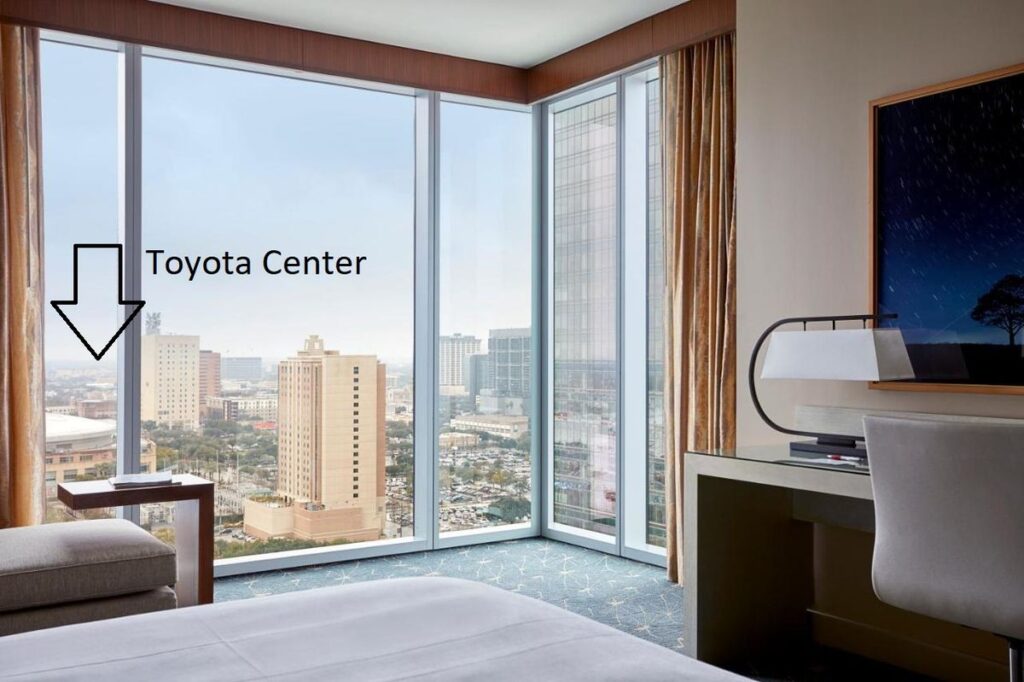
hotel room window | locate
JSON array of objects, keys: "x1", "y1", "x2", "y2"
[
  {"x1": 646, "y1": 76, "x2": 667, "y2": 548},
  {"x1": 437, "y1": 99, "x2": 534, "y2": 535},
  {"x1": 140, "y1": 54, "x2": 415, "y2": 559},
  {"x1": 551, "y1": 89, "x2": 619, "y2": 538},
  {"x1": 40, "y1": 39, "x2": 121, "y2": 522}
]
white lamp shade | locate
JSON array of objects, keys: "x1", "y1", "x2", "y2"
[{"x1": 761, "y1": 328, "x2": 915, "y2": 381}]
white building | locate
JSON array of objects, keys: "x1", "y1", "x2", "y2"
[{"x1": 439, "y1": 334, "x2": 481, "y2": 388}]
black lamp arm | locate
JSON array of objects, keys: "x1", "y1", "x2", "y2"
[{"x1": 748, "y1": 313, "x2": 898, "y2": 444}]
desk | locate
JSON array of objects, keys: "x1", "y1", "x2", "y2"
[
  {"x1": 683, "y1": 446, "x2": 873, "y2": 666},
  {"x1": 58, "y1": 474, "x2": 215, "y2": 606}
]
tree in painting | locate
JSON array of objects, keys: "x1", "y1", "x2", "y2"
[
  {"x1": 971, "y1": 275, "x2": 1024, "y2": 348},
  {"x1": 875, "y1": 68, "x2": 1024, "y2": 385}
]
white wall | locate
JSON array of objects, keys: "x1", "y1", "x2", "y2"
[{"x1": 736, "y1": 0, "x2": 1024, "y2": 445}]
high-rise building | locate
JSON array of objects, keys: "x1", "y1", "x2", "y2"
[
  {"x1": 244, "y1": 335, "x2": 385, "y2": 543},
  {"x1": 438, "y1": 334, "x2": 480, "y2": 387},
  {"x1": 551, "y1": 94, "x2": 618, "y2": 535},
  {"x1": 221, "y1": 356, "x2": 263, "y2": 382},
  {"x1": 645, "y1": 78, "x2": 666, "y2": 547},
  {"x1": 140, "y1": 334, "x2": 200, "y2": 429},
  {"x1": 489, "y1": 327, "x2": 530, "y2": 399},
  {"x1": 198, "y1": 350, "x2": 221, "y2": 412},
  {"x1": 462, "y1": 353, "x2": 491, "y2": 401}
]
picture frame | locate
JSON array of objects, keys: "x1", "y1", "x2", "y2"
[{"x1": 869, "y1": 62, "x2": 1024, "y2": 395}]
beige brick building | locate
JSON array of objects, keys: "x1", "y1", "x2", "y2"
[{"x1": 244, "y1": 335, "x2": 386, "y2": 543}]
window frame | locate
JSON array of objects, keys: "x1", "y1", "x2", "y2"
[
  {"x1": 540, "y1": 63, "x2": 666, "y2": 566},
  {"x1": 432, "y1": 92, "x2": 541, "y2": 550},
  {"x1": 41, "y1": 29, "x2": 663, "y2": 574}
]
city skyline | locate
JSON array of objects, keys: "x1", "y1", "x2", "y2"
[{"x1": 45, "y1": 323, "x2": 527, "y2": 372}]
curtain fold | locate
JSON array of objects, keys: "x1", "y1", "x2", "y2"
[
  {"x1": 661, "y1": 33, "x2": 737, "y2": 583},
  {"x1": 0, "y1": 23, "x2": 45, "y2": 529}
]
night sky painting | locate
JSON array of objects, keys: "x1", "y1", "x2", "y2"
[{"x1": 876, "y1": 68, "x2": 1024, "y2": 386}]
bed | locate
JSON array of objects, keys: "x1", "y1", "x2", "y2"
[{"x1": 0, "y1": 576, "x2": 746, "y2": 680}]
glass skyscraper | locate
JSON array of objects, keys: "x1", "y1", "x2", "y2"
[
  {"x1": 552, "y1": 93, "x2": 618, "y2": 535},
  {"x1": 646, "y1": 78, "x2": 666, "y2": 547}
]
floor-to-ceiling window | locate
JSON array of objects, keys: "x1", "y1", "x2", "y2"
[
  {"x1": 550, "y1": 88, "x2": 619, "y2": 539},
  {"x1": 40, "y1": 29, "x2": 665, "y2": 572},
  {"x1": 545, "y1": 65, "x2": 666, "y2": 562},
  {"x1": 139, "y1": 54, "x2": 416, "y2": 560},
  {"x1": 39, "y1": 31, "x2": 544, "y2": 573},
  {"x1": 437, "y1": 99, "x2": 535, "y2": 538},
  {"x1": 40, "y1": 38, "x2": 121, "y2": 523},
  {"x1": 645, "y1": 76, "x2": 666, "y2": 549}
]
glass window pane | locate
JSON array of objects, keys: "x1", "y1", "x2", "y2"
[
  {"x1": 41, "y1": 41, "x2": 120, "y2": 522},
  {"x1": 552, "y1": 92, "x2": 618, "y2": 536},
  {"x1": 140, "y1": 56, "x2": 415, "y2": 558},
  {"x1": 646, "y1": 78, "x2": 666, "y2": 548},
  {"x1": 438, "y1": 101, "x2": 533, "y2": 534}
]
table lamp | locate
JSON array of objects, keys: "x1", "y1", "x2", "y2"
[{"x1": 748, "y1": 313, "x2": 915, "y2": 459}]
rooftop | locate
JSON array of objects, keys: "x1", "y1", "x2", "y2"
[{"x1": 45, "y1": 412, "x2": 116, "y2": 444}]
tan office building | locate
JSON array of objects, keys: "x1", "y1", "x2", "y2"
[
  {"x1": 141, "y1": 334, "x2": 200, "y2": 430},
  {"x1": 244, "y1": 335, "x2": 386, "y2": 543}
]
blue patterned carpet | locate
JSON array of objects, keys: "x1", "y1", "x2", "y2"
[{"x1": 216, "y1": 538, "x2": 684, "y2": 651}]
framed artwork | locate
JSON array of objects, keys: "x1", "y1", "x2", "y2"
[{"x1": 870, "y1": 63, "x2": 1024, "y2": 394}]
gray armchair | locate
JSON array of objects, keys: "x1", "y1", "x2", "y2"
[
  {"x1": 864, "y1": 416, "x2": 1024, "y2": 682},
  {"x1": 0, "y1": 518, "x2": 177, "y2": 635}
]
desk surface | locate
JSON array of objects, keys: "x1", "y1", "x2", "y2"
[
  {"x1": 689, "y1": 444, "x2": 870, "y2": 476},
  {"x1": 57, "y1": 474, "x2": 213, "y2": 510}
]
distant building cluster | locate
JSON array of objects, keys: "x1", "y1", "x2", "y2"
[
  {"x1": 439, "y1": 328, "x2": 531, "y2": 417},
  {"x1": 46, "y1": 317, "x2": 533, "y2": 545},
  {"x1": 137, "y1": 331, "x2": 275, "y2": 429}
]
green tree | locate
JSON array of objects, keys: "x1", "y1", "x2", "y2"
[{"x1": 489, "y1": 468, "x2": 513, "y2": 488}]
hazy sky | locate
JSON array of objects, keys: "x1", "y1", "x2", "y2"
[{"x1": 41, "y1": 41, "x2": 532, "y2": 366}]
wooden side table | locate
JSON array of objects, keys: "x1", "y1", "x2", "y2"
[{"x1": 58, "y1": 474, "x2": 215, "y2": 607}]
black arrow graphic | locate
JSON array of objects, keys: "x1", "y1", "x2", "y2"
[{"x1": 50, "y1": 243, "x2": 145, "y2": 361}]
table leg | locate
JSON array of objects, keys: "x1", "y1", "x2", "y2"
[
  {"x1": 684, "y1": 468, "x2": 814, "y2": 666},
  {"x1": 173, "y1": 488, "x2": 214, "y2": 606}
]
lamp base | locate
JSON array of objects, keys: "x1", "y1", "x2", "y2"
[{"x1": 790, "y1": 439, "x2": 867, "y2": 460}]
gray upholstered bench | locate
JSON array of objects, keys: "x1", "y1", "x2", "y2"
[{"x1": 0, "y1": 518, "x2": 177, "y2": 636}]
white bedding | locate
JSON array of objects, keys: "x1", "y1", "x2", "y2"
[{"x1": 0, "y1": 577, "x2": 747, "y2": 681}]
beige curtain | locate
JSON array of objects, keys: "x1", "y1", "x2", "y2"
[
  {"x1": 0, "y1": 24, "x2": 45, "y2": 529},
  {"x1": 661, "y1": 33, "x2": 737, "y2": 583}
]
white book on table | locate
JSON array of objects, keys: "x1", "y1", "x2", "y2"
[{"x1": 107, "y1": 473, "x2": 176, "y2": 488}]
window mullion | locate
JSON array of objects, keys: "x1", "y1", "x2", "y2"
[
  {"x1": 116, "y1": 42, "x2": 143, "y2": 524},
  {"x1": 413, "y1": 90, "x2": 439, "y2": 548},
  {"x1": 531, "y1": 102, "x2": 545, "y2": 537}
]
